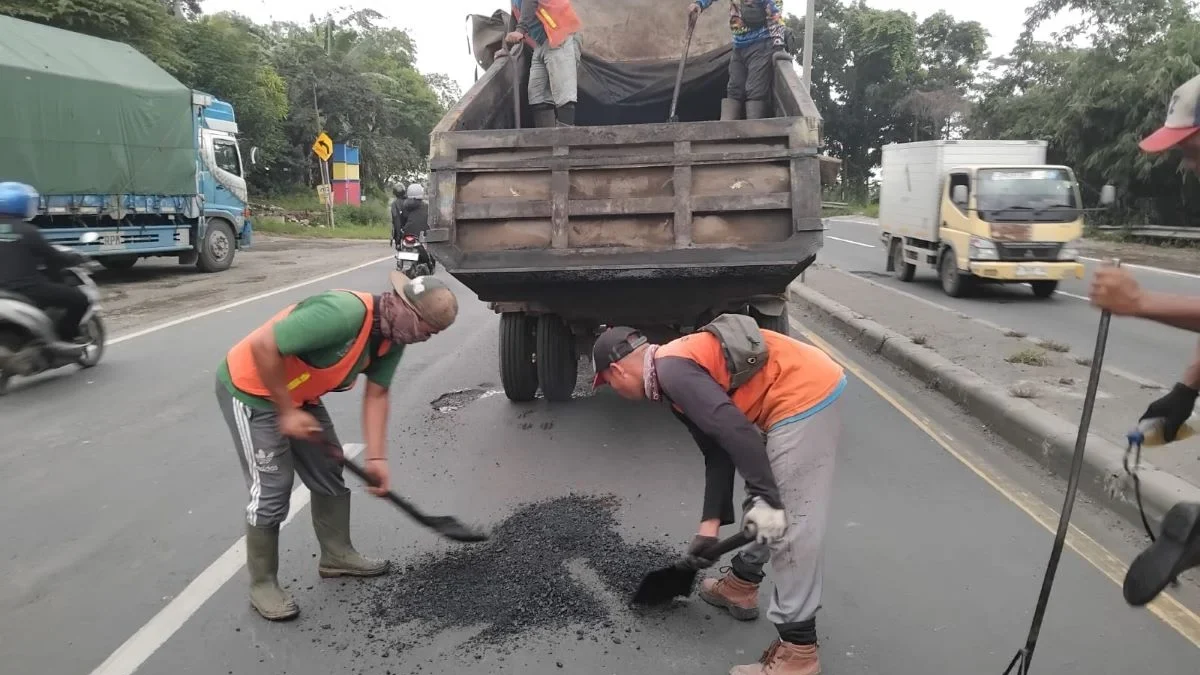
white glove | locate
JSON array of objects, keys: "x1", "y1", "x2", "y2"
[{"x1": 744, "y1": 496, "x2": 787, "y2": 545}]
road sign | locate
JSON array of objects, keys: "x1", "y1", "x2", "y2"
[
  {"x1": 312, "y1": 132, "x2": 333, "y2": 162},
  {"x1": 316, "y1": 184, "x2": 331, "y2": 205}
]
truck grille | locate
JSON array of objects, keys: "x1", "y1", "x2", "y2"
[{"x1": 996, "y1": 242, "x2": 1062, "y2": 261}]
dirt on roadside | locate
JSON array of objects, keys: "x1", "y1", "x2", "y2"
[
  {"x1": 1078, "y1": 238, "x2": 1200, "y2": 274},
  {"x1": 95, "y1": 235, "x2": 389, "y2": 335}
]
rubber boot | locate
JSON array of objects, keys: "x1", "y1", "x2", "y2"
[
  {"x1": 245, "y1": 524, "x2": 299, "y2": 621},
  {"x1": 720, "y1": 98, "x2": 745, "y2": 121},
  {"x1": 729, "y1": 639, "x2": 821, "y2": 675},
  {"x1": 699, "y1": 567, "x2": 760, "y2": 620},
  {"x1": 311, "y1": 492, "x2": 390, "y2": 578},
  {"x1": 745, "y1": 99, "x2": 771, "y2": 119},
  {"x1": 555, "y1": 102, "x2": 576, "y2": 126},
  {"x1": 532, "y1": 105, "x2": 557, "y2": 128}
]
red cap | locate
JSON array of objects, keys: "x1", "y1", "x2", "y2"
[{"x1": 1140, "y1": 74, "x2": 1200, "y2": 153}]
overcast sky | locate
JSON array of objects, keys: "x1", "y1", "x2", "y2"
[{"x1": 204, "y1": 0, "x2": 1073, "y2": 93}]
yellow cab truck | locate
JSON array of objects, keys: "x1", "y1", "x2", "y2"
[{"x1": 879, "y1": 140, "x2": 1113, "y2": 298}]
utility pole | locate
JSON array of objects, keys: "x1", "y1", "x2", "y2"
[{"x1": 802, "y1": 0, "x2": 815, "y2": 94}]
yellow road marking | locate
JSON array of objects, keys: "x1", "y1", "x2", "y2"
[{"x1": 793, "y1": 321, "x2": 1200, "y2": 649}]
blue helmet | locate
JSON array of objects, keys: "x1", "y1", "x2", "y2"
[{"x1": 0, "y1": 182, "x2": 39, "y2": 220}]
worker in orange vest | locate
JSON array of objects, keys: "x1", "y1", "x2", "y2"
[
  {"x1": 215, "y1": 271, "x2": 458, "y2": 621},
  {"x1": 592, "y1": 316, "x2": 846, "y2": 675},
  {"x1": 505, "y1": 0, "x2": 583, "y2": 127}
]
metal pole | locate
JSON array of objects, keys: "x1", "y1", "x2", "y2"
[
  {"x1": 802, "y1": 0, "x2": 815, "y2": 94},
  {"x1": 1002, "y1": 259, "x2": 1121, "y2": 675}
]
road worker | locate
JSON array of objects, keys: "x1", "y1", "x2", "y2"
[
  {"x1": 215, "y1": 271, "x2": 457, "y2": 620},
  {"x1": 688, "y1": 0, "x2": 791, "y2": 120},
  {"x1": 592, "y1": 314, "x2": 846, "y2": 675},
  {"x1": 505, "y1": 0, "x2": 583, "y2": 127}
]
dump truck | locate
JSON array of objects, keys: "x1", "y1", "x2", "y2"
[
  {"x1": 432, "y1": 0, "x2": 834, "y2": 402},
  {"x1": 0, "y1": 16, "x2": 254, "y2": 272},
  {"x1": 879, "y1": 140, "x2": 1114, "y2": 298}
]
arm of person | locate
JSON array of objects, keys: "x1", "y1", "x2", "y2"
[
  {"x1": 19, "y1": 222, "x2": 86, "y2": 268},
  {"x1": 1091, "y1": 266, "x2": 1200, "y2": 332},
  {"x1": 673, "y1": 409, "x2": 738, "y2": 534},
  {"x1": 657, "y1": 356, "x2": 784, "y2": 510},
  {"x1": 1131, "y1": 292, "x2": 1200, "y2": 333},
  {"x1": 250, "y1": 295, "x2": 361, "y2": 413},
  {"x1": 1183, "y1": 339, "x2": 1200, "y2": 389},
  {"x1": 517, "y1": 0, "x2": 541, "y2": 35},
  {"x1": 359, "y1": 345, "x2": 403, "y2": 494}
]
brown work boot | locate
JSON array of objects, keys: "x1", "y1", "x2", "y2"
[
  {"x1": 699, "y1": 567, "x2": 759, "y2": 620},
  {"x1": 729, "y1": 639, "x2": 821, "y2": 675}
]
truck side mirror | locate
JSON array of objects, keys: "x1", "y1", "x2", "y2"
[
  {"x1": 1100, "y1": 184, "x2": 1115, "y2": 206},
  {"x1": 250, "y1": 147, "x2": 259, "y2": 166},
  {"x1": 952, "y1": 185, "x2": 968, "y2": 205}
]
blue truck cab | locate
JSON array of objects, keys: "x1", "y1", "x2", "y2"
[{"x1": 36, "y1": 92, "x2": 254, "y2": 273}]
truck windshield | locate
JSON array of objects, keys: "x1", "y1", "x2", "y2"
[{"x1": 976, "y1": 168, "x2": 1079, "y2": 222}]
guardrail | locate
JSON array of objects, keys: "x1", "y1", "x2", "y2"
[{"x1": 1093, "y1": 224, "x2": 1200, "y2": 241}]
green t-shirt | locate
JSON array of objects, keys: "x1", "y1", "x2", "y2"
[{"x1": 218, "y1": 290, "x2": 404, "y2": 410}]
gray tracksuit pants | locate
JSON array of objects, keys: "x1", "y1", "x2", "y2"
[
  {"x1": 732, "y1": 397, "x2": 842, "y2": 625},
  {"x1": 215, "y1": 379, "x2": 349, "y2": 528}
]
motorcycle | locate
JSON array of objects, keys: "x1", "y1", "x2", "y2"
[
  {"x1": 0, "y1": 231, "x2": 106, "y2": 395},
  {"x1": 394, "y1": 233, "x2": 435, "y2": 279}
]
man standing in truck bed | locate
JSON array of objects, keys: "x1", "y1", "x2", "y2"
[
  {"x1": 505, "y1": 0, "x2": 582, "y2": 128},
  {"x1": 592, "y1": 316, "x2": 846, "y2": 675},
  {"x1": 689, "y1": 0, "x2": 789, "y2": 121},
  {"x1": 216, "y1": 271, "x2": 458, "y2": 621}
]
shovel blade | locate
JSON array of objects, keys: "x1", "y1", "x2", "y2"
[
  {"x1": 425, "y1": 515, "x2": 490, "y2": 543},
  {"x1": 631, "y1": 564, "x2": 698, "y2": 606}
]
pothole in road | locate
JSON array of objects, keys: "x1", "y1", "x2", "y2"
[
  {"x1": 346, "y1": 494, "x2": 679, "y2": 659},
  {"x1": 430, "y1": 387, "x2": 501, "y2": 413}
]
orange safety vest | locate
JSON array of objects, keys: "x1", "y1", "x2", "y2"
[
  {"x1": 656, "y1": 329, "x2": 844, "y2": 429},
  {"x1": 513, "y1": 0, "x2": 582, "y2": 49},
  {"x1": 227, "y1": 290, "x2": 391, "y2": 406}
]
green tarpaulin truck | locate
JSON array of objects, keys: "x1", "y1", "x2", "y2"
[{"x1": 0, "y1": 15, "x2": 255, "y2": 272}]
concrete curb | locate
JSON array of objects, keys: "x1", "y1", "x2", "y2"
[{"x1": 788, "y1": 280, "x2": 1200, "y2": 532}]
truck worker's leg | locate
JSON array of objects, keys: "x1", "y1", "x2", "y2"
[
  {"x1": 215, "y1": 379, "x2": 299, "y2": 621},
  {"x1": 723, "y1": 47, "x2": 748, "y2": 120},
  {"x1": 528, "y1": 44, "x2": 557, "y2": 128},
  {"x1": 700, "y1": 542, "x2": 770, "y2": 620},
  {"x1": 730, "y1": 398, "x2": 842, "y2": 675},
  {"x1": 544, "y1": 33, "x2": 581, "y2": 126},
  {"x1": 292, "y1": 402, "x2": 390, "y2": 579},
  {"x1": 743, "y1": 40, "x2": 774, "y2": 120}
]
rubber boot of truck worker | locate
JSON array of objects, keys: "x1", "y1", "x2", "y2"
[
  {"x1": 311, "y1": 492, "x2": 390, "y2": 578},
  {"x1": 745, "y1": 100, "x2": 770, "y2": 120},
  {"x1": 556, "y1": 102, "x2": 576, "y2": 127},
  {"x1": 532, "y1": 104, "x2": 558, "y2": 128},
  {"x1": 721, "y1": 98, "x2": 745, "y2": 121},
  {"x1": 245, "y1": 523, "x2": 300, "y2": 621}
]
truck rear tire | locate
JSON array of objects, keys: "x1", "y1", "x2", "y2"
[
  {"x1": 891, "y1": 239, "x2": 916, "y2": 282},
  {"x1": 752, "y1": 305, "x2": 790, "y2": 335},
  {"x1": 98, "y1": 256, "x2": 138, "y2": 271},
  {"x1": 197, "y1": 219, "x2": 236, "y2": 273},
  {"x1": 499, "y1": 313, "x2": 538, "y2": 402},
  {"x1": 1031, "y1": 280, "x2": 1059, "y2": 298},
  {"x1": 536, "y1": 314, "x2": 577, "y2": 402}
]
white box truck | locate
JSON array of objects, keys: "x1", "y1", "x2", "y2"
[{"x1": 878, "y1": 140, "x2": 1112, "y2": 298}]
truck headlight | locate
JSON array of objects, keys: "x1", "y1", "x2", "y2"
[
  {"x1": 1058, "y1": 240, "x2": 1080, "y2": 261},
  {"x1": 969, "y1": 237, "x2": 999, "y2": 261}
]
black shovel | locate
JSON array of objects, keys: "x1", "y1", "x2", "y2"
[
  {"x1": 667, "y1": 14, "x2": 697, "y2": 123},
  {"x1": 325, "y1": 443, "x2": 489, "y2": 543},
  {"x1": 631, "y1": 525, "x2": 757, "y2": 606}
]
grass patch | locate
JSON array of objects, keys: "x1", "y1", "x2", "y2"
[
  {"x1": 1006, "y1": 348, "x2": 1049, "y2": 367},
  {"x1": 910, "y1": 334, "x2": 929, "y2": 345},
  {"x1": 1004, "y1": 329, "x2": 1027, "y2": 338},
  {"x1": 1074, "y1": 356, "x2": 1093, "y2": 366},
  {"x1": 1009, "y1": 383, "x2": 1041, "y2": 399},
  {"x1": 253, "y1": 216, "x2": 390, "y2": 240},
  {"x1": 1058, "y1": 377, "x2": 1075, "y2": 386},
  {"x1": 1039, "y1": 339, "x2": 1070, "y2": 353}
]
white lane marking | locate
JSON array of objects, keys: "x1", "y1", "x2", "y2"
[
  {"x1": 1079, "y1": 257, "x2": 1200, "y2": 281},
  {"x1": 108, "y1": 257, "x2": 392, "y2": 345},
  {"x1": 828, "y1": 236, "x2": 874, "y2": 248},
  {"x1": 88, "y1": 443, "x2": 368, "y2": 675},
  {"x1": 1055, "y1": 290, "x2": 1089, "y2": 301}
]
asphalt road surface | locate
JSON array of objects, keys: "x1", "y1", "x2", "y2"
[
  {"x1": 821, "y1": 217, "x2": 1200, "y2": 387},
  {"x1": 2, "y1": 260, "x2": 1198, "y2": 675}
]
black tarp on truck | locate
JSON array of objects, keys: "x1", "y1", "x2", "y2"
[{"x1": 432, "y1": 0, "x2": 832, "y2": 402}]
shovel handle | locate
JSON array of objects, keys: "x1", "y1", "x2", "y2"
[
  {"x1": 696, "y1": 525, "x2": 757, "y2": 559},
  {"x1": 327, "y1": 446, "x2": 437, "y2": 527}
]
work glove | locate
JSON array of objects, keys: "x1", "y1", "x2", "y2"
[
  {"x1": 744, "y1": 496, "x2": 787, "y2": 545},
  {"x1": 682, "y1": 534, "x2": 720, "y2": 570},
  {"x1": 1140, "y1": 383, "x2": 1199, "y2": 443}
]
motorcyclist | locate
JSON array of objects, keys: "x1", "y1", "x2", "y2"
[
  {"x1": 389, "y1": 183, "x2": 406, "y2": 247},
  {"x1": 397, "y1": 184, "x2": 434, "y2": 270},
  {"x1": 0, "y1": 182, "x2": 91, "y2": 343}
]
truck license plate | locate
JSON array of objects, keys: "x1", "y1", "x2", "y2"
[
  {"x1": 395, "y1": 251, "x2": 419, "y2": 261},
  {"x1": 1015, "y1": 265, "x2": 1048, "y2": 278},
  {"x1": 99, "y1": 233, "x2": 123, "y2": 250}
]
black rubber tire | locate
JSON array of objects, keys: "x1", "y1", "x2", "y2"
[
  {"x1": 197, "y1": 219, "x2": 236, "y2": 273},
  {"x1": 499, "y1": 313, "x2": 538, "y2": 402},
  {"x1": 939, "y1": 250, "x2": 971, "y2": 298},
  {"x1": 752, "y1": 305, "x2": 790, "y2": 335},
  {"x1": 98, "y1": 256, "x2": 138, "y2": 271},
  {"x1": 1031, "y1": 280, "x2": 1059, "y2": 298},
  {"x1": 891, "y1": 239, "x2": 916, "y2": 282},
  {"x1": 536, "y1": 314, "x2": 577, "y2": 402},
  {"x1": 77, "y1": 315, "x2": 106, "y2": 368}
]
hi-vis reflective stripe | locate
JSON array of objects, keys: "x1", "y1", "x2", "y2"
[
  {"x1": 287, "y1": 372, "x2": 311, "y2": 391},
  {"x1": 538, "y1": 7, "x2": 558, "y2": 28}
]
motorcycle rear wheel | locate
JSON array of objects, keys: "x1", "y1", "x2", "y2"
[{"x1": 78, "y1": 316, "x2": 106, "y2": 368}]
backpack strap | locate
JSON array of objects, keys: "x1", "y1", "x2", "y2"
[{"x1": 700, "y1": 313, "x2": 770, "y2": 392}]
